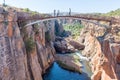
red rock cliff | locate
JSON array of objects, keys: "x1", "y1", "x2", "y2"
[
  {"x1": 0, "y1": 7, "x2": 55, "y2": 80},
  {"x1": 80, "y1": 22, "x2": 120, "y2": 80}
]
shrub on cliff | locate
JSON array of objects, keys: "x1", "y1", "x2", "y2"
[
  {"x1": 23, "y1": 8, "x2": 30, "y2": 12},
  {"x1": 45, "y1": 31, "x2": 51, "y2": 43},
  {"x1": 24, "y1": 37, "x2": 35, "y2": 53},
  {"x1": 33, "y1": 24, "x2": 40, "y2": 35},
  {"x1": 23, "y1": 8, "x2": 39, "y2": 16}
]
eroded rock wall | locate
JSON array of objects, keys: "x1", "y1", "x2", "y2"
[
  {"x1": 0, "y1": 7, "x2": 31, "y2": 80},
  {"x1": 0, "y1": 7, "x2": 55, "y2": 80},
  {"x1": 81, "y1": 22, "x2": 120, "y2": 80}
]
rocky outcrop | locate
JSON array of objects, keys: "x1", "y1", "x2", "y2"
[
  {"x1": 55, "y1": 54, "x2": 82, "y2": 73},
  {"x1": 54, "y1": 37, "x2": 75, "y2": 53},
  {"x1": 66, "y1": 39, "x2": 85, "y2": 50},
  {"x1": 81, "y1": 23, "x2": 120, "y2": 80},
  {"x1": 0, "y1": 7, "x2": 55, "y2": 80},
  {"x1": 54, "y1": 36, "x2": 85, "y2": 53}
]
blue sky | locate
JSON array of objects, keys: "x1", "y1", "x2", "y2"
[{"x1": 0, "y1": 0, "x2": 120, "y2": 13}]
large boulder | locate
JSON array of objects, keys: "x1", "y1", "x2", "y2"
[
  {"x1": 68, "y1": 40, "x2": 85, "y2": 50},
  {"x1": 54, "y1": 40, "x2": 75, "y2": 53},
  {"x1": 54, "y1": 37, "x2": 75, "y2": 53},
  {"x1": 55, "y1": 54, "x2": 82, "y2": 73}
]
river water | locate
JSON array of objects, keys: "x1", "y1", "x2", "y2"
[{"x1": 43, "y1": 52, "x2": 92, "y2": 80}]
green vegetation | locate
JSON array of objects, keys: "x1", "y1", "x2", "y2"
[
  {"x1": 33, "y1": 24, "x2": 40, "y2": 35},
  {"x1": 102, "y1": 8, "x2": 120, "y2": 17},
  {"x1": 4, "y1": 20, "x2": 8, "y2": 26},
  {"x1": 74, "y1": 8, "x2": 120, "y2": 17},
  {"x1": 23, "y1": 8, "x2": 39, "y2": 15},
  {"x1": 45, "y1": 31, "x2": 51, "y2": 43},
  {"x1": 63, "y1": 23, "x2": 84, "y2": 37},
  {"x1": 19, "y1": 23, "x2": 36, "y2": 53},
  {"x1": 73, "y1": 55, "x2": 80, "y2": 62},
  {"x1": 67, "y1": 54, "x2": 80, "y2": 63},
  {"x1": 24, "y1": 37, "x2": 35, "y2": 53},
  {"x1": 19, "y1": 22, "x2": 28, "y2": 39},
  {"x1": 20, "y1": 24, "x2": 36, "y2": 54},
  {"x1": 31, "y1": 11, "x2": 38, "y2": 15},
  {"x1": 23, "y1": 8, "x2": 30, "y2": 12},
  {"x1": 3, "y1": 5, "x2": 51, "y2": 19}
]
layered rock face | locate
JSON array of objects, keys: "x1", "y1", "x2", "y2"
[
  {"x1": 80, "y1": 22, "x2": 120, "y2": 80},
  {"x1": 0, "y1": 7, "x2": 55, "y2": 80}
]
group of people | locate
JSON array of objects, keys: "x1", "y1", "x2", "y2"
[{"x1": 54, "y1": 8, "x2": 71, "y2": 16}]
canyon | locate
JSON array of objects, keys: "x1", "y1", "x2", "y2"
[{"x1": 0, "y1": 6, "x2": 120, "y2": 80}]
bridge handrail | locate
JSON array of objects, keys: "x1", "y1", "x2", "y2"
[
  {"x1": 17, "y1": 15, "x2": 118, "y2": 24},
  {"x1": 24, "y1": 16, "x2": 110, "y2": 29}
]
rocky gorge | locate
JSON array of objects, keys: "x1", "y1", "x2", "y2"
[
  {"x1": 0, "y1": 6, "x2": 120, "y2": 80},
  {"x1": 79, "y1": 21, "x2": 120, "y2": 80}
]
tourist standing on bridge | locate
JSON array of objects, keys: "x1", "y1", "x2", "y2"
[
  {"x1": 57, "y1": 10, "x2": 59, "y2": 16},
  {"x1": 3, "y1": 0, "x2": 6, "y2": 6},
  {"x1": 69, "y1": 8, "x2": 71, "y2": 16},
  {"x1": 54, "y1": 10, "x2": 56, "y2": 17}
]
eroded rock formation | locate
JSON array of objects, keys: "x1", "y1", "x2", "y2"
[
  {"x1": 0, "y1": 7, "x2": 55, "y2": 80},
  {"x1": 54, "y1": 37, "x2": 75, "y2": 53},
  {"x1": 80, "y1": 21, "x2": 120, "y2": 80}
]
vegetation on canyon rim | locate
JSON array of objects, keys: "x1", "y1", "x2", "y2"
[
  {"x1": 64, "y1": 23, "x2": 84, "y2": 38},
  {"x1": 102, "y1": 8, "x2": 120, "y2": 16}
]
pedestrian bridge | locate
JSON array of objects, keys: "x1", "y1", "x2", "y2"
[{"x1": 18, "y1": 15, "x2": 116, "y2": 28}]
